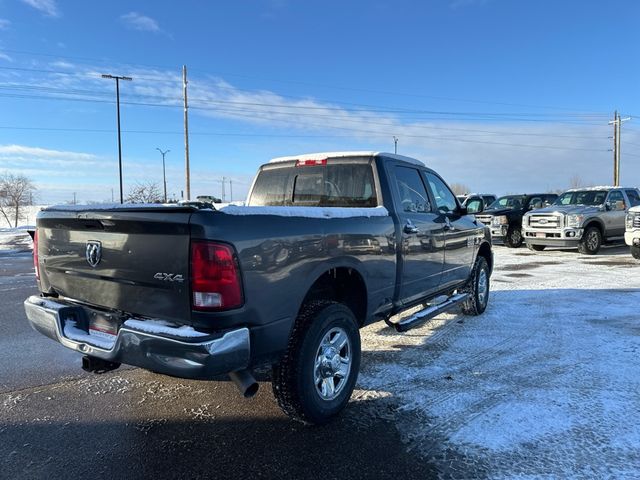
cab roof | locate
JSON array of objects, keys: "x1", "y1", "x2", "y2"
[{"x1": 269, "y1": 151, "x2": 425, "y2": 167}]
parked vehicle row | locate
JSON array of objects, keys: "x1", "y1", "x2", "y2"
[{"x1": 472, "y1": 186, "x2": 640, "y2": 257}]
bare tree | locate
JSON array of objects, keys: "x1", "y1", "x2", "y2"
[
  {"x1": 125, "y1": 181, "x2": 163, "y2": 204},
  {"x1": 568, "y1": 174, "x2": 585, "y2": 189},
  {"x1": 0, "y1": 173, "x2": 37, "y2": 228},
  {"x1": 449, "y1": 183, "x2": 472, "y2": 196}
]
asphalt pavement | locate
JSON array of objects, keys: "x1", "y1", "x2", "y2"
[{"x1": 0, "y1": 251, "x2": 438, "y2": 480}]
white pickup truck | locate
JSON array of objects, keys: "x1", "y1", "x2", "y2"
[{"x1": 625, "y1": 205, "x2": 640, "y2": 259}]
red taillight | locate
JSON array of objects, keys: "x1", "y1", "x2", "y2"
[
  {"x1": 295, "y1": 158, "x2": 327, "y2": 167},
  {"x1": 190, "y1": 241, "x2": 243, "y2": 311},
  {"x1": 33, "y1": 229, "x2": 39, "y2": 280}
]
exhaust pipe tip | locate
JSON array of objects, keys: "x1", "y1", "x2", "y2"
[{"x1": 229, "y1": 369, "x2": 259, "y2": 398}]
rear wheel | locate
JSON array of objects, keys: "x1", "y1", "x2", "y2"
[
  {"x1": 631, "y1": 245, "x2": 640, "y2": 260},
  {"x1": 272, "y1": 301, "x2": 361, "y2": 425},
  {"x1": 461, "y1": 256, "x2": 490, "y2": 315},
  {"x1": 527, "y1": 243, "x2": 546, "y2": 252},
  {"x1": 578, "y1": 226, "x2": 602, "y2": 255},
  {"x1": 504, "y1": 226, "x2": 523, "y2": 248}
]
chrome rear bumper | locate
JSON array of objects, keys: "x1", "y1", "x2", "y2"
[{"x1": 24, "y1": 295, "x2": 250, "y2": 379}]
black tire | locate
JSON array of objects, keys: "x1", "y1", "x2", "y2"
[
  {"x1": 272, "y1": 301, "x2": 361, "y2": 425},
  {"x1": 578, "y1": 226, "x2": 602, "y2": 255},
  {"x1": 461, "y1": 256, "x2": 490, "y2": 316},
  {"x1": 503, "y1": 226, "x2": 523, "y2": 248},
  {"x1": 527, "y1": 243, "x2": 546, "y2": 252},
  {"x1": 631, "y1": 245, "x2": 640, "y2": 260}
]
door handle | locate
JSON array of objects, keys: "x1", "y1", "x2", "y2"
[{"x1": 404, "y1": 220, "x2": 419, "y2": 234}]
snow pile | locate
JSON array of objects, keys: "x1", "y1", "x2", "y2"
[
  {"x1": 0, "y1": 227, "x2": 33, "y2": 253},
  {"x1": 358, "y1": 246, "x2": 640, "y2": 478},
  {"x1": 219, "y1": 205, "x2": 389, "y2": 218},
  {"x1": 123, "y1": 319, "x2": 209, "y2": 338}
]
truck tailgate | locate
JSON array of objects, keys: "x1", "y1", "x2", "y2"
[{"x1": 36, "y1": 206, "x2": 195, "y2": 325}]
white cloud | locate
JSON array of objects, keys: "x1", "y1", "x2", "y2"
[
  {"x1": 0, "y1": 144, "x2": 96, "y2": 161},
  {"x1": 0, "y1": 19, "x2": 11, "y2": 29},
  {"x1": 0, "y1": 51, "x2": 12, "y2": 62},
  {"x1": 20, "y1": 0, "x2": 60, "y2": 17},
  {"x1": 120, "y1": 12, "x2": 161, "y2": 33}
]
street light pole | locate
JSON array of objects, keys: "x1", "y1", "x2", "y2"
[
  {"x1": 102, "y1": 74, "x2": 132, "y2": 203},
  {"x1": 156, "y1": 148, "x2": 170, "y2": 203}
]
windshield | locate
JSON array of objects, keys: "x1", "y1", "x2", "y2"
[
  {"x1": 489, "y1": 195, "x2": 526, "y2": 209},
  {"x1": 554, "y1": 190, "x2": 607, "y2": 206}
]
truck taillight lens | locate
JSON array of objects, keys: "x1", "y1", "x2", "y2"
[
  {"x1": 33, "y1": 229, "x2": 39, "y2": 280},
  {"x1": 190, "y1": 241, "x2": 243, "y2": 311}
]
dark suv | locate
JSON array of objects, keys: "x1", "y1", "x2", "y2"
[{"x1": 475, "y1": 193, "x2": 557, "y2": 247}]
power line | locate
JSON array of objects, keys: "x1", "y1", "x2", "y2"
[{"x1": 0, "y1": 52, "x2": 614, "y2": 115}]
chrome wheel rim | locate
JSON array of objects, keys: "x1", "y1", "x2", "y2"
[
  {"x1": 314, "y1": 327, "x2": 352, "y2": 401},
  {"x1": 586, "y1": 231, "x2": 599, "y2": 250},
  {"x1": 477, "y1": 269, "x2": 489, "y2": 307}
]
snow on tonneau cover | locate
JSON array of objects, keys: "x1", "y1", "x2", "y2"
[{"x1": 36, "y1": 203, "x2": 199, "y2": 326}]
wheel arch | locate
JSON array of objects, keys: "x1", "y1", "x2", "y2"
[{"x1": 296, "y1": 260, "x2": 369, "y2": 328}]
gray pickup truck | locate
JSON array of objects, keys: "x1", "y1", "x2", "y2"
[
  {"x1": 523, "y1": 186, "x2": 640, "y2": 254},
  {"x1": 24, "y1": 151, "x2": 493, "y2": 424}
]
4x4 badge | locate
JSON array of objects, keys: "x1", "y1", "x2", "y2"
[{"x1": 86, "y1": 240, "x2": 102, "y2": 268}]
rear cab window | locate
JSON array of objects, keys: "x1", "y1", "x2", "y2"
[{"x1": 249, "y1": 158, "x2": 378, "y2": 207}]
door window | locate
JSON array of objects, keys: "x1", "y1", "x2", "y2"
[
  {"x1": 394, "y1": 167, "x2": 431, "y2": 213},
  {"x1": 607, "y1": 191, "x2": 626, "y2": 211},
  {"x1": 424, "y1": 173, "x2": 458, "y2": 214}
]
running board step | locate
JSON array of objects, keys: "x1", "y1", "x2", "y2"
[{"x1": 390, "y1": 293, "x2": 469, "y2": 333}]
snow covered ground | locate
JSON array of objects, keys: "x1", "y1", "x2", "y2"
[
  {"x1": 0, "y1": 227, "x2": 33, "y2": 254},
  {"x1": 357, "y1": 245, "x2": 640, "y2": 479}
]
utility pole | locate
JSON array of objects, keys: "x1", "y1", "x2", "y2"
[
  {"x1": 610, "y1": 110, "x2": 618, "y2": 186},
  {"x1": 393, "y1": 136, "x2": 398, "y2": 154},
  {"x1": 609, "y1": 111, "x2": 631, "y2": 186},
  {"x1": 101, "y1": 74, "x2": 132, "y2": 204},
  {"x1": 221, "y1": 177, "x2": 226, "y2": 202},
  {"x1": 156, "y1": 148, "x2": 170, "y2": 203},
  {"x1": 73, "y1": 192, "x2": 76, "y2": 205},
  {"x1": 183, "y1": 65, "x2": 191, "y2": 200},
  {"x1": 229, "y1": 179, "x2": 233, "y2": 203}
]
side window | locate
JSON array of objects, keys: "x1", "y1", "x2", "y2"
[
  {"x1": 394, "y1": 167, "x2": 432, "y2": 213},
  {"x1": 466, "y1": 198, "x2": 483, "y2": 213},
  {"x1": 424, "y1": 172, "x2": 458, "y2": 214},
  {"x1": 529, "y1": 196, "x2": 543, "y2": 210},
  {"x1": 607, "y1": 191, "x2": 625, "y2": 211},
  {"x1": 625, "y1": 190, "x2": 640, "y2": 207}
]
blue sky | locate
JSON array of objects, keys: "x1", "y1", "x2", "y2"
[{"x1": 1, "y1": 0, "x2": 640, "y2": 203}]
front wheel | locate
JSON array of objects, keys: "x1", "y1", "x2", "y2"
[
  {"x1": 504, "y1": 226, "x2": 523, "y2": 248},
  {"x1": 578, "y1": 226, "x2": 602, "y2": 255},
  {"x1": 461, "y1": 256, "x2": 490, "y2": 315},
  {"x1": 631, "y1": 245, "x2": 640, "y2": 260},
  {"x1": 272, "y1": 301, "x2": 361, "y2": 425}
]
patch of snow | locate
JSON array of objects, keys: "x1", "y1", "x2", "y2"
[
  {"x1": 123, "y1": 319, "x2": 209, "y2": 338},
  {"x1": 357, "y1": 245, "x2": 640, "y2": 478},
  {"x1": 219, "y1": 205, "x2": 389, "y2": 218},
  {"x1": 0, "y1": 228, "x2": 33, "y2": 253},
  {"x1": 63, "y1": 320, "x2": 115, "y2": 350},
  {"x1": 43, "y1": 203, "x2": 194, "y2": 212}
]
